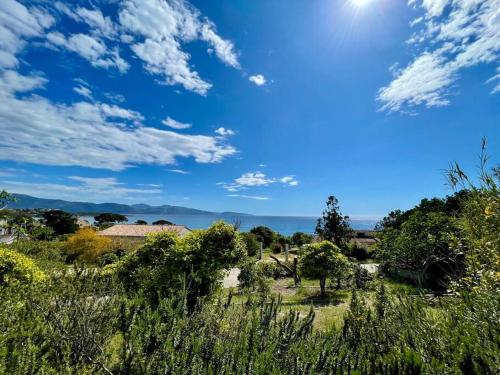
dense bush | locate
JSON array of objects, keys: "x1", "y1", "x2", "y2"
[
  {"x1": 64, "y1": 228, "x2": 112, "y2": 263},
  {"x1": 240, "y1": 232, "x2": 260, "y2": 257},
  {"x1": 270, "y1": 242, "x2": 282, "y2": 254},
  {"x1": 256, "y1": 261, "x2": 284, "y2": 279},
  {"x1": 29, "y1": 225, "x2": 55, "y2": 241},
  {"x1": 237, "y1": 259, "x2": 270, "y2": 294},
  {"x1": 376, "y1": 192, "x2": 467, "y2": 290},
  {"x1": 291, "y1": 231, "x2": 313, "y2": 247},
  {"x1": 117, "y1": 221, "x2": 245, "y2": 311},
  {"x1": 0, "y1": 247, "x2": 46, "y2": 286},
  {"x1": 249, "y1": 226, "x2": 275, "y2": 248},
  {"x1": 8, "y1": 239, "x2": 66, "y2": 267}
]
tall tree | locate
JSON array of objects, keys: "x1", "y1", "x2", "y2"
[
  {"x1": 43, "y1": 210, "x2": 78, "y2": 236},
  {"x1": 315, "y1": 196, "x2": 353, "y2": 249}
]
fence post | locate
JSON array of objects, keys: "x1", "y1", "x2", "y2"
[{"x1": 285, "y1": 244, "x2": 289, "y2": 263}]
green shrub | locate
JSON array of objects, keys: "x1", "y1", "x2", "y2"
[
  {"x1": 238, "y1": 259, "x2": 270, "y2": 295},
  {"x1": 256, "y1": 261, "x2": 284, "y2": 279},
  {"x1": 270, "y1": 242, "x2": 282, "y2": 254},
  {"x1": 240, "y1": 232, "x2": 260, "y2": 257}
]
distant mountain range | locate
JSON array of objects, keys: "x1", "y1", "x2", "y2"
[{"x1": 9, "y1": 194, "x2": 249, "y2": 216}]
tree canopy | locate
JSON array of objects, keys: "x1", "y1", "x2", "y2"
[
  {"x1": 94, "y1": 213, "x2": 128, "y2": 226},
  {"x1": 118, "y1": 221, "x2": 245, "y2": 312},
  {"x1": 299, "y1": 241, "x2": 350, "y2": 295},
  {"x1": 152, "y1": 219, "x2": 174, "y2": 225},
  {"x1": 43, "y1": 210, "x2": 78, "y2": 236},
  {"x1": 249, "y1": 226, "x2": 275, "y2": 248},
  {"x1": 315, "y1": 196, "x2": 353, "y2": 249}
]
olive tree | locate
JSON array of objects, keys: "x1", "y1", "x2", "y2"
[{"x1": 299, "y1": 241, "x2": 350, "y2": 296}]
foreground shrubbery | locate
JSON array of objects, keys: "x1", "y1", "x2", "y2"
[{"x1": 0, "y1": 271, "x2": 498, "y2": 374}]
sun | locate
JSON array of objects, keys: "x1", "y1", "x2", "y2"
[{"x1": 352, "y1": 0, "x2": 371, "y2": 7}]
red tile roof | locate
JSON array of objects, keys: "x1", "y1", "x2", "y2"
[{"x1": 99, "y1": 224, "x2": 190, "y2": 237}]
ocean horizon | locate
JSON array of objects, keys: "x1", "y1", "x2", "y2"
[{"x1": 82, "y1": 214, "x2": 378, "y2": 236}]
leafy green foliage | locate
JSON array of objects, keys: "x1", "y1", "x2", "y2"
[
  {"x1": 291, "y1": 231, "x2": 313, "y2": 247},
  {"x1": 43, "y1": 210, "x2": 78, "y2": 235},
  {"x1": 240, "y1": 232, "x2": 260, "y2": 257},
  {"x1": 135, "y1": 219, "x2": 148, "y2": 225},
  {"x1": 376, "y1": 192, "x2": 468, "y2": 289},
  {"x1": 29, "y1": 225, "x2": 55, "y2": 241},
  {"x1": 315, "y1": 195, "x2": 354, "y2": 249},
  {"x1": 270, "y1": 242, "x2": 282, "y2": 254},
  {"x1": 447, "y1": 140, "x2": 500, "y2": 291},
  {"x1": 249, "y1": 226, "x2": 275, "y2": 248},
  {"x1": 237, "y1": 259, "x2": 270, "y2": 294},
  {"x1": 117, "y1": 221, "x2": 245, "y2": 311},
  {"x1": 152, "y1": 219, "x2": 174, "y2": 225},
  {"x1": 300, "y1": 241, "x2": 350, "y2": 295},
  {"x1": 0, "y1": 190, "x2": 15, "y2": 209},
  {"x1": 94, "y1": 213, "x2": 128, "y2": 226}
]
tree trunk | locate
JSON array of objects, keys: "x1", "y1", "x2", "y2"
[{"x1": 320, "y1": 277, "x2": 326, "y2": 296}]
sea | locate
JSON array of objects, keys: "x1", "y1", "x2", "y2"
[{"x1": 81, "y1": 214, "x2": 378, "y2": 236}]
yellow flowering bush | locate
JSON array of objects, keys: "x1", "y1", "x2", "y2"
[
  {"x1": 0, "y1": 247, "x2": 46, "y2": 286},
  {"x1": 65, "y1": 228, "x2": 112, "y2": 263}
]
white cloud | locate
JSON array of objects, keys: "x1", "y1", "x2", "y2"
[
  {"x1": 162, "y1": 116, "x2": 192, "y2": 129},
  {"x1": 73, "y1": 84, "x2": 93, "y2": 100},
  {"x1": 378, "y1": 52, "x2": 454, "y2": 112},
  {"x1": 0, "y1": 70, "x2": 237, "y2": 171},
  {"x1": 249, "y1": 74, "x2": 266, "y2": 86},
  {"x1": 118, "y1": 0, "x2": 239, "y2": 94},
  {"x1": 227, "y1": 194, "x2": 270, "y2": 201},
  {"x1": 168, "y1": 169, "x2": 190, "y2": 174},
  {"x1": 47, "y1": 32, "x2": 129, "y2": 73},
  {"x1": 0, "y1": 0, "x2": 53, "y2": 68},
  {"x1": 2, "y1": 176, "x2": 161, "y2": 202},
  {"x1": 200, "y1": 22, "x2": 239, "y2": 68},
  {"x1": 0, "y1": 69, "x2": 46, "y2": 93},
  {"x1": 1, "y1": 0, "x2": 239, "y2": 95},
  {"x1": 379, "y1": 0, "x2": 500, "y2": 112},
  {"x1": 219, "y1": 172, "x2": 299, "y2": 192},
  {"x1": 215, "y1": 127, "x2": 235, "y2": 136}
]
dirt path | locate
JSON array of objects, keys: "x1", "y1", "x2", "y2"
[{"x1": 223, "y1": 268, "x2": 240, "y2": 288}]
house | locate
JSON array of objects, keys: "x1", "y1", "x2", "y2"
[
  {"x1": 99, "y1": 224, "x2": 191, "y2": 244},
  {"x1": 352, "y1": 230, "x2": 379, "y2": 249},
  {"x1": 76, "y1": 218, "x2": 92, "y2": 228}
]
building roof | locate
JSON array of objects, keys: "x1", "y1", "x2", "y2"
[{"x1": 99, "y1": 224, "x2": 190, "y2": 238}]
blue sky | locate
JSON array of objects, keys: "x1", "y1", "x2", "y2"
[{"x1": 0, "y1": 0, "x2": 498, "y2": 218}]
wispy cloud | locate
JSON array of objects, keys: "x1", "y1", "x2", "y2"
[
  {"x1": 168, "y1": 169, "x2": 190, "y2": 174},
  {"x1": 162, "y1": 116, "x2": 192, "y2": 129},
  {"x1": 227, "y1": 194, "x2": 270, "y2": 200},
  {"x1": 249, "y1": 74, "x2": 266, "y2": 86},
  {"x1": 378, "y1": 0, "x2": 500, "y2": 112},
  {"x1": 218, "y1": 172, "x2": 298, "y2": 192},
  {"x1": 73, "y1": 84, "x2": 93, "y2": 100}
]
